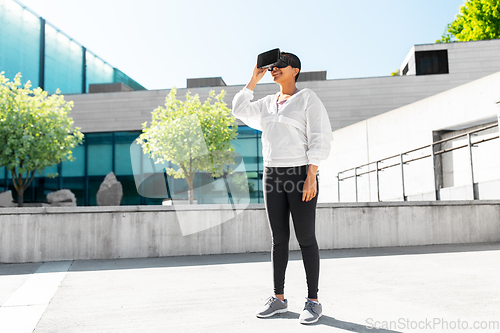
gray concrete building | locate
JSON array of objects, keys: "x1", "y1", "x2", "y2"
[
  {"x1": 69, "y1": 39, "x2": 500, "y2": 133},
  {"x1": 4, "y1": 37, "x2": 500, "y2": 206},
  {"x1": 57, "y1": 39, "x2": 500, "y2": 206}
]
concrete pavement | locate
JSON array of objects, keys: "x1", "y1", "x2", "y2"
[{"x1": 1, "y1": 242, "x2": 500, "y2": 332}]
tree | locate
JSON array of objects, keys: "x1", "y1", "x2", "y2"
[
  {"x1": 137, "y1": 88, "x2": 238, "y2": 204},
  {"x1": 0, "y1": 72, "x2": 84, "y2": 207},
  {"x1": 437, "y1": 0, "x2": 500, "y2": 43}
]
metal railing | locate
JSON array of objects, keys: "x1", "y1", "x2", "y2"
[{"x1": 337, "y1": 123, "x2": 499, "y2": 202}]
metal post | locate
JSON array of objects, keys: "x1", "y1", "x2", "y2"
[
  {"x1": 84, "y1": 135, "x2": 88, "y2": 206},
  {"x1": 58, "y1": 163, "x2": 62, "y2": 190},
  {"x1": 39, "y1": 18, "x2": 45, "y2": 90},
  {"x1": 430, "y1": 143, "x2": 440, "y2": 201},
  {"x1": 354, "y1": 167, "x2": 358, "y2": 202},
  {"x1": 337, "y1": 172, "x2": 341, "y2": 203},
  {"x1": 82, "y1": 46, "x2": 87, "y2": 93},
  {"x1": 376, "y1": 161, "x2": 380, "y2": 202},
  {"x1": 400, "y1": 154, "x2": 406, "y2": 201},
  {"x1": 467, "y1": 133, "x2": 476, "y2": 199}
]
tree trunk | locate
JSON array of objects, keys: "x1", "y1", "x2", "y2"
[
  {"x1": 188, "y1": 185, "x2": 194, "y2": 204},
  {"x1": 186, "y1": 176, "x2": 194, "y2": 204},
  {"x1": 18, "y1": 190, "x2": 24, "y2": 207},
  {"x1": 12, "y1": 168, "x2": 36, "y2": 208},
  {"x1": 12, "y1": 170, "x2": 24, "y2": 207},
  {"x1": 181, "y1": 163, "x2": 196, "y2": 204}
]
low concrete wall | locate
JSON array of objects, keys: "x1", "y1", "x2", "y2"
[{"x1": 1, "y1": 201, "x2": 500, "y2": 263}]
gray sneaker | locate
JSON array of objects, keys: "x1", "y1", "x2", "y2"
[
  {"x1": 299, "y1": 299, "x2": 322, "y2": 324},
  {"x1": 255, "y1": 296, "x2": 288, "y2": 318}
]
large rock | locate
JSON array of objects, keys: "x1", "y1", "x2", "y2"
[
  {"x1": 47, "y1": 189, "x2": 77, "y2": 207},
  {"x1": 0, "y1": 190, "x2": 14, "y2": 207},
  {"x1": 96, "y1": 172, "x2": 123, "y2": 206}
]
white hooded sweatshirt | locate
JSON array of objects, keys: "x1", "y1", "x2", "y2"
[{"x1": 232, "y1": 87, "x2": 333, "y2": 168}]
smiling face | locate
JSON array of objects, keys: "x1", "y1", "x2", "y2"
[{"x1": 270, "y1": 65, "x2": 299, "y2": 84}]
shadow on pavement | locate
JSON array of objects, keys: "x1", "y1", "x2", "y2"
[
  {"x1": 1, "y1": 242, "x2": 499, "y2": 275},
  {"x1": 260, "y1": 311, "x2": 402, "y2": 332}
]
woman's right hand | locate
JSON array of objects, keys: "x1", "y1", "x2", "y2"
[{"x1": 246, "y1": 65, "x2": 268, "y2": 90}]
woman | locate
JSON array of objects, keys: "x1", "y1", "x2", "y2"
[{"x1": 232, "y1": 51, "x2": 333, "y2": 324}]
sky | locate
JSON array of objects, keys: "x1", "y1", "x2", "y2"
[{"x1": 18, "y1": 0, "x2": 466, "y2": 90}]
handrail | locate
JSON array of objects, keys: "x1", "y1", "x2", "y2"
[{"x1": 337, "y1": 122, "x2": 499, "y2": 202}]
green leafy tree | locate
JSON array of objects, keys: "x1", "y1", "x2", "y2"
[
  {"x1": 137, "y1": 88, "x2": 238, "y2": 204},
  {"x1": 0, "y1": 72, "x2": 84, "y2": 207},
  {"x1": 437, "y1": 0, "x2": 500, "y2": 43}
]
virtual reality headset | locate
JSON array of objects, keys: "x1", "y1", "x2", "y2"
[{"x1": 257, "y1": 48, "x2": 300, "y2": 71}]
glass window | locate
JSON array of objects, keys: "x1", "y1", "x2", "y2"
[
  {"x1": 44, "y1": 24, "x2": 83, "y2": 94},
  {"x1": 115, "y1": 131, "x2": 141, "y2": 176},
  {"x1": 85, "y1": 51, "x2": 114, "y2": 93},
  {"x1": 61, "y1": 144, "x2": 85, "y2": 177},
  {"x1": 32, "y1": 177, "x2": 58, "y2": 203},
  {"x1": 232, "y1": 126, "x2": 260, "y2": 171},
  {"x1": 87, "y1": 176, "x2": 102, "y2": 206},
  {"x1": 116, "y1": 175, "x2": 141, "y2": 205},
  {"x1": 113, "y1": 68, "x2": 146, "y2": 91},
  {"x1": 415, "y1": 50, "x2": 449, "y2": 75},
  {"x1": 61, "y1": 176, "x2": 85, "y2": 206},
  {"x1": 402, "y1": 63, "x2": 409, "y2": 76},
  {"x1": 230, "y1": 125, "x2": 262, "y2": 203},
  {"x1": 0, "y1": 166, "x2": 6, "y2": 192},
  {"x1": 38, "y1": 164, "x2": 58, "y2": 177},
  {"x1": 87, "y1": 133, "x2": 112, "y2": 176},
  {"x1": 0, "y1": 126, "x2": 264, "y2": 205},
  {"x1": 0, "y1": 1, "x2": 40, "y2": 87}
]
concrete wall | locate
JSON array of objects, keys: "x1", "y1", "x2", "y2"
[
  {"x1": 1, "y1": 201, "x2": 500, "y2": 263},
  {"x1": 416, "y1": 40, "x2": 500, "y2": 78},
  {"x1": 440, "y1": 123, "x2": 500, "y2": 189},
  {"x1": 322, "y1": 71, "x2": 500, "y2": 203},
  {"x1": 66, "y1": 40, "x2": 500, "y2": 134},
  {"x1": 399, "y1": 40, "x2": 500, "y2": 78}
]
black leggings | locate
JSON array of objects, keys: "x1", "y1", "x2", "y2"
[{"x1": 263, "y1": 164, "x2": 320, "y2": 299}]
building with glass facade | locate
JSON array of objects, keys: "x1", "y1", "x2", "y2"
[
  {"x1": 0, "y1": 0, "x2": 264, "y2": 206},
  {"x1": 0, "y1": 0, "x2": 145, "y2": 94},
  {"x1": 2, "y1": 0, "x2": 500, "y2": 206},
  {"x1": 1, "y1": 127, "x2": 262, "y2": 206}
]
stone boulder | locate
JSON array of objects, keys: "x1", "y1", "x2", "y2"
[
  {"x1": 47, "y1": 189, "x2": 77, "y2": 207},
  {"x1": 96, "y1": 172, "x2": 123, "y2": 206},
  {"x1": 0, "y1": 190, "x2": 15, "y2": 207}
]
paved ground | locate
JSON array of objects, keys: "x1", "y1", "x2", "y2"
[{"x1": 1, "y1": 242, "x2": 500, "y2": 332}]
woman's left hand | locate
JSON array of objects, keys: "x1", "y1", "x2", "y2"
[{"x1": 302, "y1": 174, "x2": 317, "y2": 202}]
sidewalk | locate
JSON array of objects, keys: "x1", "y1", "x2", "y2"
[{"x1": 1, "y1": 242, "x2": 500, "y2": 332}]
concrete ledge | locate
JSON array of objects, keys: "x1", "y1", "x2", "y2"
[
  {"x1": 2, "y1": 200, "x2": 500, "y2": 215},
  {"x1": 2, "y1": 201, "x2": 500, "y2": 263}
]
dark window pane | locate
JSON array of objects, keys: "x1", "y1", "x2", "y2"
[
  {"x1": 87, "y1": 133, "x2": 113, "y2": 176},
  {"x1": 0, "y1": 167, "x2": 5, "y2": 192},
  {"x1": 415, "y1": 50, "x2": 449, "y2": 75},
  {"x1": 61, "y1": 176, "x2": 85, "y2": 206},
  {"x1": 32, "y1": 177, "x2": 59, "y2": 203},
  {"x1": 116, "y1": 175, "x2": 141, "y2": 205},
  {"x1": 88, "y1": 175, "x2": 104, "y2": 206},
  {"x1": 115, "y1": 132, "x2": 141, "y2": 176},
  {"x1": 402, "y1": 63, "x2": 409, "y2": 76}
]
